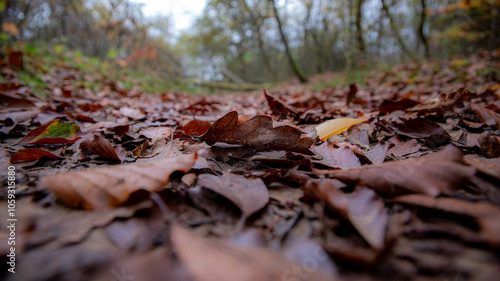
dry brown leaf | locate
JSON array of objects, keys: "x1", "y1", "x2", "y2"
[
  {"x1": 305, "y1": 180, "x2": 388, "y2": 249},
  {"x1": 471, "y1": 103, "x2": 500, "y2": 129},
  {"x1": 324, "y1": 145, "x2": 476, "y2": 197},
  {"x1": 393, "y1": 194, "x2": 500, "y2": 248},
  {"x1": 171, "y1": 225, "x2": 333, "y2": 281},
  {"x1": 312, "y1": 142, "x2": 361, "y2": 169},
  {"x1": 79, "y1": 133, "x2": 126, "y2": 162},
  {"x1": 201, "y1": 111, "x2": 312, "y2": 154},
  {"x1": 40, "y1": 153, "x2": 196, "y2": 210},
  {"x1": 197, "y1": 172, "x2": 269, "y2": 228}
]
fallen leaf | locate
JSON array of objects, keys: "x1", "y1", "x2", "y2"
[
  {"x1": 312, "y1": 142, "x2": 361, "y2": 169},
  {"x1": 19, "y1": 119, "x2": 81, "y2": 144},
  {"x1": 40, "y1": 153, "x2": 196, "y2": 210},
  {"x1": 197, "y1": 172, "x2": 269, "y2": 228},
  {"x1": 478, "y1": 133, "x2": 500, "y2": 158},
  {"x1": 264, "y1": 90, "x2": 298, "y2": 119},
  {"x1": 201, "y1": 111, "x2": 312, "y2": 154},
  {"x1": 394, "y1": 117, "x2": 450, "y2": 140},
  {"x1": 378, "y1": 98, "x2": 420, "y2": 115},
  {"x1": 304, "y1": 180, "x2": 388, "y2": 249},
  {"x1": 471, "y1": 103, "x2": 500, "y2": 129},
  {"x1": 174, "y1": 119, "x2": 211, "y2": 139},
  {"x1": 323, "y1": 145, "x2": 477, "y2": 197},
  {"x1": 79, "y1": 134, "x2": 126, "y2": 162},
  {"x1": 10, "y1": 148, "x2": 61, "y2": 163},
  {"x1": 171, "y1": 225, "x2": 333, "y2": 281},
  {"x1": 315, "y1": 118, "x2": 366, "y2": 141},
  {"x1": 393, "y1": 194, "x2": 500, "y2": 248}
]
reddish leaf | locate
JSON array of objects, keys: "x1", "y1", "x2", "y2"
[
  {"x1": 201, "y1": 111, "x2": 313, "y2": 154},
  {"x1": 75, "y1": 114, "x2": 97, "y2": 123},
  {"x1": 40, "y1": 153, "x2": 196, "y2": 210},
  {"x1": 264, "y1": 89, "x2": 298, "y2": 119},
  {"x1": 10, "y1": 148, "x2": 61, "y2": 163},
  {"x1": 79, "y1": 134, "x2": 126, "y2": 162},
  {"x1": 174, "y1": 119, "x2": 211, "y2": 139},
  {"x1": 324, "y1": 145, "x2": 476, "y2": 197},
  {"x1": 378, "y1": 98, "x2": 420, "y2": 115}
]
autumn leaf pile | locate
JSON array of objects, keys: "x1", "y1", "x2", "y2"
[{"x1": 1, "y1": 49, "x2": 500, "y2": 281}]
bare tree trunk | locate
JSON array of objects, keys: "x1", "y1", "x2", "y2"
[
  {"x1": 417, "y1": 0, "x2": 430, "y2": 58},
  {"x1": 355, "y1": 0, "x2": 365, "y2": 54},
  {"x1": 270, "y1": 0, "x2": 308, "y2": 83},
  {"x1": 381, "y1": 0, "x2": 417, "y2": 61}
]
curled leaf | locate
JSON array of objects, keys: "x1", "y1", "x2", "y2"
[
  {"x1": 40, "y1": 153, "x2": 196, "y2": 210},
  {"x1": 316, "y1": 118, "x2": 365, "y2": 141},
  {"x1": 79, "y1": 134, "x2": 126, "y2": 162}
]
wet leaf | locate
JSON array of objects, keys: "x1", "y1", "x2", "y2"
[
  {"x1": 79, "y1": 134, "x2": 126, "y2": 162},
  {"x1": 19, "y1": 119, "x2": 82, "y2": 144},
  {"x1": 316, "y1": 118, "x2": 366, "y2": 141},
  {"x1": 40, "y1": 153, "x2": 196, "y2": 209},
  {"x1": 10, "y1": 148, "x2": 61, "y2": 163},
  {"x1": 201, "y1": 111, "x2": 313, "y2": 154},
  {"x1": 171, "y1": 225, "x2": 332, "y2": 281}
]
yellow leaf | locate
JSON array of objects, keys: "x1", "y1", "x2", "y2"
[{"x1": 315, "y1": 118, "x2": 365, "y2": 141}]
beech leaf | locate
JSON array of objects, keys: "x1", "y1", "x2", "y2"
[
  {"x1": 315, "y1": 118, "x2": 365, "y2": 141},
  {"x1": 40, "y1": 153, "x2": 196, "y2": 210}
]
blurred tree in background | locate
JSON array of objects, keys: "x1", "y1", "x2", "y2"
[{"x1": 1, "y1": 0, "x2": 499, "y2": 88}]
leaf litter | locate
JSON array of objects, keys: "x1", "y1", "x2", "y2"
[{"x1": 1, "y1": 50, "x2": 500, "y2": 281}]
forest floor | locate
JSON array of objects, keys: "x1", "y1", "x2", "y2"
[{"x1": 1, "y1": 49, "x2": 500, "y2": 281}]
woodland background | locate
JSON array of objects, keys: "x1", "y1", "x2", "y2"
[{"x1": 1, "y1": 0, "x2": 499, "y2": 92}]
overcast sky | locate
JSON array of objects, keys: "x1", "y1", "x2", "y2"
[{"x1": 133, "y1": 0, "x2": 207, "y2": 31}]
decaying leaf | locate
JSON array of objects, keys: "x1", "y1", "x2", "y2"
[
  {"x1": 394, "y1": 117, "x2": 450, "y2": 140},
  {"x1": 171, "y1": 225, "x2": 333, "y2": 281},
  {"x1": 393, "y1": 194, "x2": 500, "y2": 248},
  {"x1": 324, "y1": 145, "x2": 477, "y2": 197},
  {"x1": 197, "y1": 172, "x2": 269, "y2": 228},
  {"x1": 79, "y1": 133, "x2": 126, "y2": 162},
  {"x1": 312, "y1": 142, "x2": 361, "y2": 169},
  {"x1": 10, "y1": 148, "x2": 61, "y2": 163},
  {"x1": 471, "y1": 103, "x2": 500, "y2": 129},
  {"x1": 264, "y1": 89, "x2": 298, "y2": 118},
  {"x1": 315, "y1": 118, "x2": 365, "y2": 141},
  {"x1": 305, "y1": 180, "x2": 388, "y2": 249},
  {"x1": 201, "y1": 111, "x2": 313, "y2": 154},
  {"x1": 19, "y1": 118, "x2": 82, "y2": 144},
  {"x1": 40, "y1": 153, "x2": 196, "y2": 209}
]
